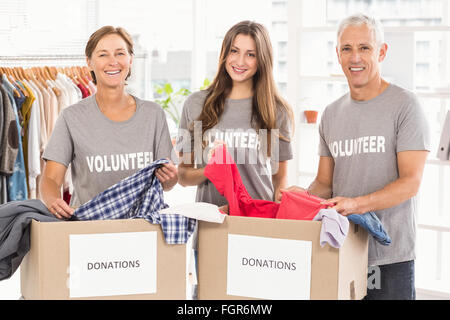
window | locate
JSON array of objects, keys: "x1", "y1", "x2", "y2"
[{"x1": 0, "y1": 0, "x2": 96, "y2": 55}]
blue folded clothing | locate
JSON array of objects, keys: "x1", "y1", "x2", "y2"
[{"x1": 347, "y1": 211, "x2": 391, "y2": 246}]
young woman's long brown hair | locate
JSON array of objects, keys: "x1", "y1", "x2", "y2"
[{"x1": 196, "y1": 20, "x2": 294, "y2": 154}]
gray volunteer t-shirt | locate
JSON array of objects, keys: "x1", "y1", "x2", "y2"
[
  {"x1": 319, "y1": 83, "x2": 430, "y2": 266},
  {"x1": 43, "y1": 95, "x2": 174, "y2": 207},
  {"x1": 177, "y1": 90, "x2": 293, "y2": 206}
]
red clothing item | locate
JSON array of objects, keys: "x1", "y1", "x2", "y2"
[
  {"x1": 204, "y1": 145, "x2": 330, "y2": 220},
  {"x1": 77, "y1": 83, "x2": 90, "y2": 98},
  {"x1": 63, "y1": 190, "x2": 72, "y2": 205},
  {"x1": 276, "y1": 191, "x2": 328, "y2": 221},
  {"x1": 204, "y1": 145, "x2": 279, "y2": 218}
]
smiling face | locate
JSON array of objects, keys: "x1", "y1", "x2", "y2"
[
  {"x1": 336, "y1": 23, "x2": 387, "y2": 93},
  {"x1": 87, "y1": 33, "x2": 133, "y2": 89},
  {"x1": 225, "y1": 33, "x2": 258, "y2": 87}
]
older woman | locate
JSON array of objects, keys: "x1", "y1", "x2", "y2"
[{"x1": 40, "y1": 26, "x2": 177, "y2": 219}]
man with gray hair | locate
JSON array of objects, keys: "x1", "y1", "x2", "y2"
[{"x1": 280, "y1": 13, "x2": 430, "y2": 300}]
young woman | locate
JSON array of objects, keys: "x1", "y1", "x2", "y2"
[
  {"x1": 40, "y1": 26, "x2": 178, "y2": 219},
  {"x1": 177, "y1": 20, "x2": 294, "y2": 207}
]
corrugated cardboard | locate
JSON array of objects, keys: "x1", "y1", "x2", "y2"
[
  {"x1": 198, "y1": 215, "x2": 368, "y2": 300},
  {"x1": 20, "y1": 219, "x2": 186, "y2": 300}
]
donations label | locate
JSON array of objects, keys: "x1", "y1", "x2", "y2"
[
  {"x1": 227, "y1": 234, "x2": 312, "y2": 300},
  {"x1": 69, "y1": 231, "x2": 157, "y2": 298}
]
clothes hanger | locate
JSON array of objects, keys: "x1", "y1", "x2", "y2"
[
  {"x1": 26, "y1": 68, "x2": 39, "y2": 88},
  {"x1": 13, "y1": 67, "x2": 22, "y2": 80},
  {"x1": 45, "y1": 67, "x2": 61, "y2": 97},
  {"x1": 43, "y1": 66, "x2": 53, "y2": 82},
  {"x1": 69, "y1": 66, "x2": 79, "y2": 85},
  {"x1": 10, "y1": 69, "x2": 29, "y2": 98},
  {"x1": 20, "y1": 67, "x2": 30, "y2": 81},
  {"x1": 46, "y1": 66, "x2": 57, "y2": 81},
  {"x1": 6, "y1": 68, "x2": 24, "y2": 97},
  {"x1": 37, "y1": 67, "x2": 50, "y2": 89},
  {"x1": 5, "y1": 67, "x2": 15, "y2": 80},
  {"x1": 74, "y1": 66, "x2": 89, "y2": 89},
  {"x1": 81, "y1": 66, "x2": 93, "y2": 81},
  {"x1": 0, "y1": 67, "x2": 20, "y2": 98}
]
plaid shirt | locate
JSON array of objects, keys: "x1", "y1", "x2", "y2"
[{"x1": 74, "y1": 159, "x2": 196, "y2": 244}]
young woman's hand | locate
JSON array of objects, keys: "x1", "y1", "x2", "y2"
[
  {"x1": 276, "y1": 186, "x2": 307, "y2": 202},
  {"x1": 218, "y1": 204, "x2": 229, "y2": 215},
  {"x1": 207, "y1": 140, "x2": 226, "y2": 162}
]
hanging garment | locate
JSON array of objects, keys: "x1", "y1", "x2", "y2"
[
  {"x1": 12, "y1": 83, "x2": 26, "y2": 124},
  {"x1": 313, "y1": 208, "x2": 349, "y2": 248},
  {"x1": 203, "y1": 145, "x2": 280, "y2": 218},
  {"x1": 73, "y1": 159, "x2": 196, "y2": 244},
  {"x1": 45, "y1": 86, "x2": 58, "y2": 138},
  {"x1": 0, "y1": 199, "x2": 59, "y2": 281},
  {"x1": 0, "y1": 85, "x2": 19, "y2": 175},
  {"x1": 347, "y1": 212, "x2": 391, "y2": 246},
  {"x1": 76, "y1": 83, "x2": 90, "y2": 99},
  {"x1": 87, "y1": 80, "x2": 97, "y2": 95},
  {"x1": 23, "y1": 81, "x2": 41, "y2": 199},
  {"x1": 2, "y1": 78, "x2": 28, "y2": 201},
  {"x1": 276, "y1": 190, "x2": 328, "y2": 221}
]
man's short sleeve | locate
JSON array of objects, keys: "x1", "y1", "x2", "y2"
[{"x1": 396, "y1": 95, "x2": 430, "y2": 153}]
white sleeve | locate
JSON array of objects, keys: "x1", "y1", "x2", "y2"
[{"x1": 28, "y1": 95, "x2": 41, "y2": 196}]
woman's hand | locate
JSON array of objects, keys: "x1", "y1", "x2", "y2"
[
  {"x1": 219, "y1": 204, "x2": 229, "y2": 215},
  {"x1": 46, "y1": 197, "x2": 75, "y2": 220},
  {"x1": 276, "y1": 186, "x2": 307, "y2": 202},
  {"x1": 156, "y1": 160, "x2": 178, "y2": 191},
  {"x1": 207, "y1": 140, "x2": 226, "y2": 162},
  {"x1": 40, "y1": 160, "x2": 73, "y2": 220}
]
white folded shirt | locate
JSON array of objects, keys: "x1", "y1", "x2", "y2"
[{"x1": 159, "y1": 202, "x2": 226, "y2": 224}]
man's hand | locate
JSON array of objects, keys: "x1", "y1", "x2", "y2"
[{"x1": 321, "y1": 197, "x2": 360, "y2": 216}]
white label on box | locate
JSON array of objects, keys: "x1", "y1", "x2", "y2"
[
  {"x1": 69, "y1": 232, "x2": 157, "y2": 298},
  {"x1": 227, "y1": 234, "x2": 312, "y2": 300}
]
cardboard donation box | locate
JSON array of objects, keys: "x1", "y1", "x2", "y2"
[
  {"x1": 20, "y1": 219, "x2": 186, "y2": 300},
  {"x1": 198, "y1": 216, "x2": 369, "y2": 300}
]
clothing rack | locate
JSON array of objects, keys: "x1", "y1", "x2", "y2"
[
  {"x1": 0, "y1": 55, "x2": 87, "y2": 67},
  {"x1": 0, "y1": 55, "x2": 87, "y2": 60},
  {"x1": 0, "y1": 57, "x2": 101, "y2": 203},
  {"x1": 0, "y1": 53, "x2": 147, "y2": 61}
]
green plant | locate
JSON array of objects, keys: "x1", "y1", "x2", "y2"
[{"x1": 154, "y1": 78, "x2": 210, "y2": 126}]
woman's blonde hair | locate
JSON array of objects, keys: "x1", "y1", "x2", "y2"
[
  {"x1": 196, "y1": 20, "x2": 293, "y2": 154},
  {"x1": 85, "y1": 26, "x2": 134, "y2": 84}
]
